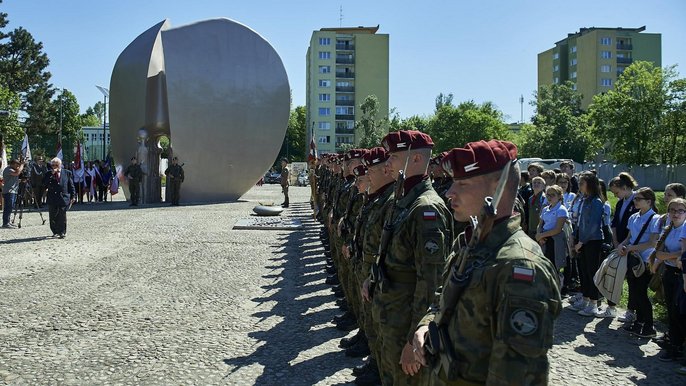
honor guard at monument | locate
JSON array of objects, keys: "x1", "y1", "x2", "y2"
[
  {"x1": 124, "y1": 157, "x2": 144, "y2": 206},
  {"x1": 280, "y1": 158, "x2": 290, "y2": 208},
  {"x1": 411, "y1": 140, "x2": 561, "y2": 386},
  {"x1": 164, "y1": 156, "x2": 184, "y2": 206},
  {"x1": 371, "y1": 130, "x2": 453, "y2": 386}
]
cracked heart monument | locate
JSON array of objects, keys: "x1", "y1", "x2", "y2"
[{"x1": 110, "y1": 18, "x2": 290, "y2": 203}]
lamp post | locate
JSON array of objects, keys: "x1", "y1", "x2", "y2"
[{"x1": 95, "y1": 86, "x2": 109, "y2": 160}]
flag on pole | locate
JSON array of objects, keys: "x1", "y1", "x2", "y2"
[
  {"x1": 308, "y1": 134, "x2": 318, "y2": 161},
  {"x1": 0, "y1": 139, "x2": 7, "y2": 173},
  {"x1": 73, "y1": 141, "x2": 84, "y2": 182},
  {"x1": 21, "y1": 133, "x2": 32, "y2": 160},
  {"x1": 56, "y1": 142, "x2": 63, "y2": 161}
]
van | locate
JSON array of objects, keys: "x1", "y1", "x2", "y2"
[{"x1": 519, "y1": 158, "x2": 583, "y2": 172}]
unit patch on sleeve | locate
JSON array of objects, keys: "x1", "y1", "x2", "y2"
[
  {"x1": 424, "y1": 239, "x2": 440, "y2": 254},
  {"x1": 512, "y1": 266, "x2": 534, "y2": 282},
  {"x1": 510, "y1": 308, "x2": 538, "y2": 336},
  {"x1": 423, "y1": 211, "x2": 437, "y2": 221}
]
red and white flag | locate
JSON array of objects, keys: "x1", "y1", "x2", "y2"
[
  {"x1": 308, "y1": 135, "x2": 318, "y2": 162},
  {"x1": 56, "y1": 142, "x2": 63, "y2": 161},
  {"x1": 0, "y1": 139, "x2": 7, "y2": 173},
  {"x1": 73, "y1": 141, "x2": 84, "y2": 182}
]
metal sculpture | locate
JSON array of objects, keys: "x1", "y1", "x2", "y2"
[{"x1": 110, "y1": 18, "x2": 290, "y2": 203}]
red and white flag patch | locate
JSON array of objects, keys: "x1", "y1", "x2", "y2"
[
  {"x1": 513, "y1": 266, "x2": 534, "y2": 282},
  {"x1": 423, "y1": 211, "x2": 437, "y2": 220}
]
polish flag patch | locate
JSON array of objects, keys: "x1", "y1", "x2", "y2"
[
  {"x1": 423, "y1": 211, "x2": 437, "y2": 220},
  {"x1": 513, "y1": 266, "x2": 534, "y2": 282}
]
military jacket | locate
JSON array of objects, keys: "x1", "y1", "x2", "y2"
[
  {"x1": 362, "y1": 183, "x2": 395, "y2": 266},
  {"x1": 333, "y1": 176, "x2": 355, "y2": 222},
  {"x1": 125, "y1": 164, "x2": 143, "y2": 183},
  {"x1": 164, "y1": 164, "x2": 184, "y2": 182},
  {"x1": 374, "y1": 177, "x2": 453, "y2": 341},
  {"x1": 421, "y1": 215, "x2": 561, "y2": 385},
  {"x1": 341, "y1": 190, "x2": 364, "y2": 243}
]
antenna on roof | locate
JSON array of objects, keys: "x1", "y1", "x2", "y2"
[{"x1": 339, "y1": 5, "x2": 343, "y2": 27}]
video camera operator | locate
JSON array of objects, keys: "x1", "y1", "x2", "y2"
[{"x1": 2, "y1": 158, "x2": 25, "y2": 229}]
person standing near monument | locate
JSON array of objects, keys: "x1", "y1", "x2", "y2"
[
  {"x1": 125, "y1": 157, "x2": 143, "y2": 206},
  {"x1": 43, "y1": 157, "x2": 75, "y2": 238},
  {"x1": 164, "y1": 156, "x2": 184, "y2": 206},
  {"x1": 280, "y1": 158, "x2": 290, "y2": 208},
  {"x1": 2, "y1": 159, "x2": 24, "y2": 229}
]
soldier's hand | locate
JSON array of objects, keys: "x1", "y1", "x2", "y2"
[
  {"x1": 400, "y1": 342, "x2": 421, "y2": 376},
  {"x1": 361, "y1": 278, "x2": 371, "y2": 303},
  {"x1": 412, "y1": 326, "x2": 429, "y2": 367},
  {"x1": 342, "y1": 245, "x2": 350, "y2": 259}
]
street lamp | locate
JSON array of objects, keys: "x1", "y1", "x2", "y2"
[{"x1": 95, "y1": 85, "x2": 109, "y2": 160}]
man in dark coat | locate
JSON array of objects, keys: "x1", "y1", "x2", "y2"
[{"x1": 43, "y1": 157, "x2": 75, "y2": 238}]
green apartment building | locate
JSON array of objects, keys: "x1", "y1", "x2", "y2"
[
  {"x1": 538, "y1": 26, "x2": 661, "y2": 109},
  {"x1": 306, "y1": 26, "x2": 389, "y2": 153}
]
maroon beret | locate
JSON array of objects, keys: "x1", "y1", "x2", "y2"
[
  {"x1": 441, "y1": 140, "x2": 517, "y2": 179},
  {"x1": 430, "y1": 151, "x2": 449, "y2": 166},
  {"x1": 363, "y1": 147, "x2": 389, "y2": 167},
  {"x1": 352, "y1": 165, "x2": 368, "y2": 177},
  {"x1": 345, "y1": 149, "x2": 367, "y2": 161},
  {"x1": 381, "y1": 130, "x2": 434, "y2": 153}
]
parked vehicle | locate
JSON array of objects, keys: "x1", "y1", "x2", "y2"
[
  {"x1": 519, "y1": 158, "x2": 583, "y2": 172},
  {"x1": 297, "y1": 171, "x2": 309, "y2": 186},
  {"x1": 264, "y1": 172, "x2": 281, "y2": 184}
]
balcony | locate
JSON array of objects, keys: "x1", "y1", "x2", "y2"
[
  {"x1": 336, "y1": 71, "x2": 355, "y2": 79},
  {"x1": 336, "y1": 114, "x2": 355, "y2": 120},
  {"x1": 616, "y1": 43, "x2": 633, "y2": 50},
  {"x1": 336, "y1": 127, "x2": 355, "y2": 134},
  {"x1": 336, "y1": 43, "x2": 355, "y2": 50},
  {"x1": 336, "y1": 86, "x2": 354, "y2": 92},
  {"x1": 335, "y1": 99, "x2": 355, "y2": 106},
  {"x1": 617, "y1": 57, "x2": 633, "y2": 64},
  {"x1": 336, "y1": 57, "x2": 354, "y2": 64}
]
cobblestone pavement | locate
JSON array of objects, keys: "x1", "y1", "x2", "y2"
[{"x1": 0, "y1": 185, "x2": 684, "y2": 385}]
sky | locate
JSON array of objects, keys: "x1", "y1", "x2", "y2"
[{"x1": 2, "y1": 0, "x2": 685, "y2": 122}]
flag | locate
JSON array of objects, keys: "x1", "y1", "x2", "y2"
[
  {"x1": 308, "y1": 135, "x2": 318, "y2": 161},
  {"x1": 103, "y1": 151, "x2": 112, "y2": 168},
  {"x1": 0, "y1": 139, "x2": 7, "y2": 173},
  {"x1": 56, "y1": 142, "x2": 63, "y2": 161},
  {"x1": 73, "y1": 141, "x2": 84, "y2": 182},
  {"x1": 21, "y1": 133, "x2": 32, "y2": 160}
]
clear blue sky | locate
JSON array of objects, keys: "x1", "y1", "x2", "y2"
[{"x1": 3, "y1": 0, "x2": 685, "y2": 122}]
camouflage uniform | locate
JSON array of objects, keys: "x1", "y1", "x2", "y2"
[
  {"x1": 419, "y1": 215, "x2": 561, "y2": 385},
  {"x1": 342, "y1": 189, "x2": 365, "y2": 318},
  {"x1": 372, "y1": 178, "x2": 453, "y2": 386}
]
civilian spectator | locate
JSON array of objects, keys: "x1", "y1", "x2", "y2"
[
  {"x1": 560, "y1": 160, "x2": 579, "y2": 193},
  {"x1": 556, "y1": 173, "x2": 577, "y2": 209},
  {"x1": 2, "y1": 159, "x2": 24, "y2": 229},
  {"x1": 527, "y1": 176, "x2": 546, "y2": 238},
  {"x1": 536, "y1": 184, "x2": 569, "y2": 271},
  {"x1": 541, "y1": 170, "x2": 557, "y2": 187}
]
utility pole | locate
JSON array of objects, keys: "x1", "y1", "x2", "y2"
[
  {"x1": 96, "y1": 86, "x2": 109, "y2": 160},
  {"x1": 519, "y1": 94, "x2": 524, "y2": 123}
]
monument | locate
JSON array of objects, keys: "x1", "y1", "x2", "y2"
[{"x1": 110, "y1": 18, "x2": 290, "y2": 203}]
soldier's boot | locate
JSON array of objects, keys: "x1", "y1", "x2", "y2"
[
  {"x1": 335, "y1": 314, "x2": 359, "y2": 332},
  {"x1": 352, "y1": 358, "x2": 370, "y2": 376},
  {"x1": 325, "y1": 274, "x2": 340, "y2": 285},
  {"x1": 354, "y1": 359, "x2": 381, "y2": 386},
  {"x1": 333, "y1": 286, "x2": 345, "y2": 298},
  {"x1": 326, "y1": 265, "x2": 337, "y2": 274},
  {"x1": 345, "y1": 335, "x2": 370, "y2": 358},
  {"x1": 333, "y1": 311, "x2": 355, "y2": 324},
  {"x1": 340, "y1": 328, "x2": 363, "y2": 349}
]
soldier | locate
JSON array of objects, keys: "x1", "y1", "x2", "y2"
[
  {"x1": 124, "y1": 157, "x2": 144, "y2": 206},
  {"x1": 411, "y1": 140, "x2": 562, "y2": 385},
  {"x1": 280, "y1": 158, "x2": 290, "y2": 208},
  {"x1": 164, "y1": 156, "x2": 185, "y2": 206},
  {"x1": 371, "y1": 130, "x2": 453, "y2": 386}
]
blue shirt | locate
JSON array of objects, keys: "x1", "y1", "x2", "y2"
[
  {"x1": 627, "y1": 209, "x2": 660, "y2": 262},
  {"x1": 662, "y1": 223, "x2": 685, "y2": 267},
  {"x1": 577, "y1": 196, "x2": 605, "y2": 243},
  {"x1": 540, "y1": 202, "x2": 569, "y2": 232},
  {"x1": 563, "y1": 192, "x2": 576, "y2": 209},
  {"x1": 603, "y1": 202, "x2": 612, "y2": 227}
]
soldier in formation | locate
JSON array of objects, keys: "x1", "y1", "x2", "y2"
[{"x1": 312, "y1": 132, "x2": 561, "y2": 386}]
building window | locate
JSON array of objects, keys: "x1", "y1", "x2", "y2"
[
  {"x1": 336, "y1": 81, "x2": 351, "y2": 87},
  {"x1": 336, "y1": 106, "x2": 354, "y2": 115},
  {"x1": 319, "y1": 37, "x2": 330, "y2": 46},
  {"x1": 553, "y1": 52, "x2": 559, "y2": 60},
  {"x1": 318, "y1": 79, "x2": 331, "y2": 87},
  {"x1": 570, "y1": 58, "x2": 577, "y2": 66},
  {"x1": 554, "y1": 77, "x2": 559, "y2": 84},
  {"x1": 318, "y1": 107, "x2": 331, "y2": 116},
  {"x1": 318, "y1": 93, "x2": 331, "y2": 102},
  {"x1": 318, "y1": 122, "x2": 331, "y2": 130},
  {"x1": 572, "y1": 83, "x2": 577, "y2": 91},
  {"x1": 570, "y1": 71, "x2": 577, "y2": 79},
  {"x1": 318, "y1": 65, "x2": 331, "y2": 74},
  {"x1": 601, "y1": 78, "x2": 612, "y2": 86},
  {"x1": 570, "y1": 46, "x2": 577, "y2": 53},
  {"x1": 318, "y1": 136, "x2": 330, "y2": 143},
  {"x1": 601, "y1": 65, "x2": 611, "y2": 73},
  {"x1": 318, "y1": 51, "x2": 331, "y2": 59},
  {"x1": 600, "y1": 37, "x2": 611, "y2": 45},
  {"x1": 601, "y1": 51, "x2": 612, "y2": 59},
  {"x1": 336, "y1": 121, "x2": 355, "y2": 130},
  {"x1": 553, "y1": 64, "x2": 559, "y2": 72}
]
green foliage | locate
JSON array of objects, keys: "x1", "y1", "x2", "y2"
[
  {"x1": 356, "y1": 95, "x2": 387, "y2": 149},
  {"x1": 0, "y1": 85, "x2": 22, "y2": 148},
  {"x1": 276, "y1": 105, "x2": 306, "y2": 163},
  {"x1": 0, "y1": 26, "x2": 51, "y2": 102},
  {"x1": 426, "y1": 99, "x2": 510, "y2": 153},
  {"x1": 591, "y1": 61, "x2": 680, "y2": 164},
  {"x1": 519, "y1": 82, "x2": 597, "y2": 162},
  {"x1": 396, "y1": 115, "x2": 430, "y2": 132}
]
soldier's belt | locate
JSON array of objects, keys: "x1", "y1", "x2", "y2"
[{"x1": 385, "y1": 269, "x2": 416, "y2": 284}]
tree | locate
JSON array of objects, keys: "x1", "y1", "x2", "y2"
[
  {"x1": 0, "y1": 84, "x2": 22, "y2": 151},
  {"x1": 518, "y1": 82, "x2": 597, "y2": 162},
  {"x1": 0, "y1": 27, "x2": 51, "y2": 106},
  {"x1": 427, "y1": 99, "x2": 510, "y2": 153},
  {"x1": 591, "y1": 61, "x2": 672, "y2": 164},
  {"x1": 276, "y1": 105, "x2": 306, "y2": 164},
  {"x1": 396, "y1": 115, "x2": 430, "y2": 132},
  {"x1": 356, "y1": 95, "x2": 387, "y2": 149},
  {"x1": 661, "y1": 78, "x2": 686, "y2": 164},
  {"x1": 435, "y1": 92, "x2": 454, "y2": 110}
]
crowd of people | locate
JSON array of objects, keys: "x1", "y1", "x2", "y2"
[{"x1": 307, "y1": 133, "x2": 686, "y2": 385}]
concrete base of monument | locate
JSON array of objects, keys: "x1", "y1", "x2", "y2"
[{"x1": 252, "y1": 205, "x2": 284, "y2": 216}]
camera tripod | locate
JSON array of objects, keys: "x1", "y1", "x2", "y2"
[{"x1": 11, "y1": 180, "x2": 46, "y2": 228}]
